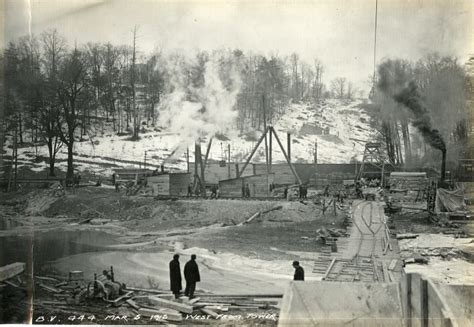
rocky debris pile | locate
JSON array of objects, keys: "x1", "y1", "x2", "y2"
[{"x1": 398, "y1": 233, "x2": 474, "y2": 265}]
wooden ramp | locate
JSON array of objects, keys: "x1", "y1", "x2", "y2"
[{"x1": 0, "y1": 262, "x2": 25, "y2": 282}]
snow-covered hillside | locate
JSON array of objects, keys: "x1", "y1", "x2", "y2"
[{"x1": 10, "y1": 99, "x2": 376, "y2": 175}]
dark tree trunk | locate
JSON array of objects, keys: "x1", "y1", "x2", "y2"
[
  {"x1": 66, "y1": 142, "x2": 74, "y2": 183},
  {"x1": 47, "y1": 140, "x2": 56, "y2": 176},
  {"x1": 18, "y1": 114, "x2": 23, "y2": 145}
]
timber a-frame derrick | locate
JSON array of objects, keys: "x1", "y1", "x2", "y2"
[
  {"x1": 356, "y1": 142, "x2": 394, "y2": 184},
  {"x1": 237, "y1": 126, "x2": 302, "y2": 185}
]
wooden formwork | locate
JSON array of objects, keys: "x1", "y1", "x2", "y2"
[{"x1": 219, "y1": 173, "x2": 275, "y2": 198}]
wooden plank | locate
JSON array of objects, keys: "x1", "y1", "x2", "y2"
[
  {"x1": 322, "y1": 258, "x2": 336, "y2": 280},
  {"x1": 200, "y1": 308, "x2": 219, "y2": 319},
  {"x1": 204, "y1": 305, "x2": 229, "y2": 311},
  {"x1": 242, "y1": 212, "x2": 260, "y2": 225},
  {"x1": 188, "y1": 297, "x2": 201, "y2": 305},
  {"x1": 388, "y1": 259, "x2": 397, "y2": 271},
  {"x1": 148, "y1": 296, "x2": 193, "y2": 314},
  {"x1": 124, "y1": 287, "x2": 168, "y2": 294},
  {"x1": 198, "y1": 302, "x2": 232, "y2": 306},
  {"x1": 35, "y1": 276, "x2": 59, "y2": 282},
  {"x1": 125, "y1": 299, "x2": 140, "y2": 310},
  {"x1": 111, "y1": 291, "x2": 134, "y2": 304},
  {"x1": 195, "y1": 293, "x2": 283, "y2": 298},
  {"x1": 0, "y1": 262, "x2": 25, "y2": 282},
  {"x1": 3, "y1": 280, "x2": 21, "y2": 288},
  {"x1": 382, "y1": 262, "x2": 390, "y2": 282},
  {"x1": 388, "y1": 271, "x2": 396, "y2": 283},
  {"x1": 37, "y1": 283, "x2": 62, "y2": 294}
]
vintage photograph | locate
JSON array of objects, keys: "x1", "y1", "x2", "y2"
[{"x1": 0, "y1": 0, "x2": 473, "y2": 325}]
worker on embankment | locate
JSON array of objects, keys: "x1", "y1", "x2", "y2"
[
  {"x1": 169, "y1": 254, "x2": 182, "y2": 299},
  {"x1": 184, "y1": 254, "x2": 201, "y2": 299},
  {"x1": 293, "y1": 261, "x2": 304, "y2": 281}
]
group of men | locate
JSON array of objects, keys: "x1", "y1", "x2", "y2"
[
  {"x1": 298, "y1": 185, "x2": 308, "y2": 199},
  {"x1": 169, "y1": 255, "x2": 305, "y2": 299},
  {"x1": 169, "y1": 254, "x2": 201, "y2": 299}
]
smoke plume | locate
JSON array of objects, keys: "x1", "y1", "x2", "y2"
[
  {"x1": 157, "y1": 50, "x2": 242, "y2": 159},
  {"x1": 391, "y1": 81, "x2": 446, "y2": 152}
]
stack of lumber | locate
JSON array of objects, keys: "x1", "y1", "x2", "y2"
[
  {"x1": 310, "y1": 172, "x2": 355, "y2": 188},
  {"x1": 389, "y1": 172, "x2": 427, "y2": 191}
]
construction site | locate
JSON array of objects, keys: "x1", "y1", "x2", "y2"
[
  {"x1": 1, "y1": 0, "x2": 474, "y2": 325},
  {"x1": 1, "y1": 117, "x2": 474, "y2": 325}
]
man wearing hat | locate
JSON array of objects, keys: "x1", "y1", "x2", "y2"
[
  {"x1": 292, "y1": 261, "x2": 305, "y2": 281},
  {"x1": 184, "y1": 254, "x2": 201, "y2": 299}
]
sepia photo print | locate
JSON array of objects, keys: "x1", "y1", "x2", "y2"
[{"x1": 0, "y1": 0, "x2": 473, "y2": 325}]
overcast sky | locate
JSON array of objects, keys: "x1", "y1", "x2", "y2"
[{"x1": 4, "y1": 0, "x2": 473, "y2": 93}]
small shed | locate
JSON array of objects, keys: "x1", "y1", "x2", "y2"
[
  {"x1": 147, "y1": 173, "x2": 191, "y2": 196},
  {"x1": 219, "y1": 173, "x2": 275, "y2": 198}
]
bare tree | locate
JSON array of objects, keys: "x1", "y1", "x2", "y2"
[
  {"x1": 56, "y1": 47, "x2": 91, "y2": 182},
  {"x1": 330, "y1": 77, "x2": 347, "y2": 99},
  {"x1": 41, "y1": 29, "x2": 68, "y2": 176},
  {"x1": 289, "y1": 53, "x2": 300, "y2": 100}
]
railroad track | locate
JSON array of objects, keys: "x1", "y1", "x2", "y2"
[{"x1": 315, "y1": 200, "x2": 390, "y2": 282}]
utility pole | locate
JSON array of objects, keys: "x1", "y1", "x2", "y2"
[
  {"x1": 144, "y1": 150, "x2": 147, "y2": 171},
  {"x1": 131, "y1": 26, "x2": 138, "y2": 139},
  {"x1": 13, "y1": 120, "x2": 18, "y2": 191},
  {"x1": 262, "y1": 95, "x2": 269, "y2": 172},
  {"x1": 227, "y1": 144, "x2": 231, "y2": 179},
  {"x1": 262, "y1": 94, "x2": 270, "y2": 195},
  {"x1": 287, "y1": 132, "x2": 291, "y2": 163},
  {"x1": 314, "y1": 140, "x2": 318, "y2": 164}
]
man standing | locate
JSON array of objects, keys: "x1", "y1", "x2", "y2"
[
  {"x1": 184, "y1": 254, "x2": 201, "y2": 299},
  {"x1": 292, "y1": 261, "x2": 304, "y2": 281},
  {"x1": 169, "y1": 254, "x2": 182, "y2": 299}
]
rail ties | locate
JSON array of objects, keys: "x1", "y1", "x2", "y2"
[{"x1": 315, "y1": 200, "x2": 390, "y2": 282}]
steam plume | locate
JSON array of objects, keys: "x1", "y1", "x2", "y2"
[{"x1": 157, "y1": 51, "x2": 241, "y2": 160}]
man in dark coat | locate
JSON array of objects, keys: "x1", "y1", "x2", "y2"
[
  {"x1": 169, "y1": 254, "x2": 182, "y2": 299},
  {"x1": 292, "y1": 261, "x2": 304, "y2": 281},
  {"x1": 184, "y1": 254, "x2": 201, "y2": 298}
]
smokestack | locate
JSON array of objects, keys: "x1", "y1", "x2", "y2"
[
  {"x1": 441, "y1": 150, "x2": 446, "y2": 183},
  {"x1": 287, "y1": 133, "x2": 291, "y2": 163}
]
